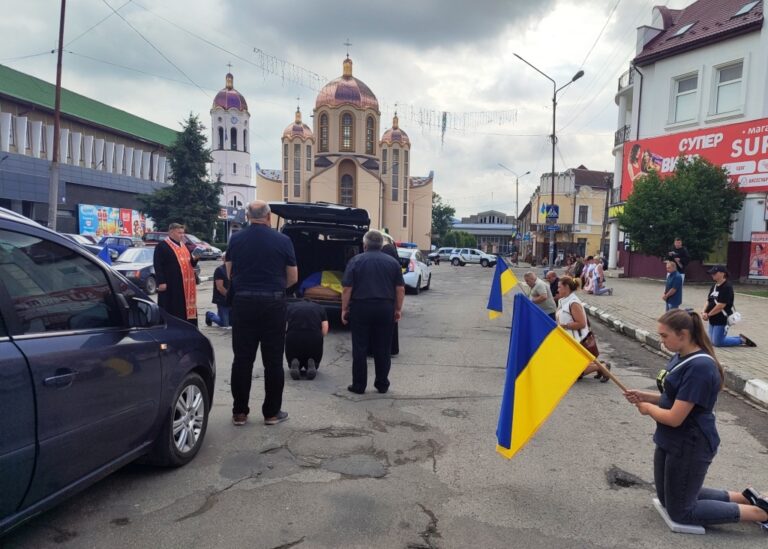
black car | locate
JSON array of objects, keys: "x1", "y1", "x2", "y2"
[{"x1": 0, "y1": 207, "x2": 216, "y2": 536}]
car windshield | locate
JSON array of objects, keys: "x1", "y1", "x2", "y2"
[
  {"x1": 185, "y1": 234, "x2": 202, "y2": 244},
  {"x1": 115, "y1": 247, "x2": 154, "y2": 264}
]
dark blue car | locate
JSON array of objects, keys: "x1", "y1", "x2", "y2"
[{"x1": 0, "y1": 208, "x2": 216, "y2": 536}]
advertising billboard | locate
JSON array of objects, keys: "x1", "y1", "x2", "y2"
[
  {"x1": 748, "y1": 231, "x2": 768, "y2": 280},
  {"x1": 621, "y1": 117, "x2": 768, "y2": 201},
  {"x1": 78, "y1": 204, "x2": 150, "y2": 237}
]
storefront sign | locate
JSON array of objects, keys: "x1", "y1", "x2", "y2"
[
  {"x1": 621, "y1": 117, "x2": 768, "y2": 200},
  {"x1": 78, "y1": 204, "x2": 150, "y2": 237},
  {"x1": 748, "y1": 231, "x2": 768, "y2": 280}
]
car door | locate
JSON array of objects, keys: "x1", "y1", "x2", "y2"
[
  {"x1": 416, "y1": 252, "x2": 429, "y2": 285},
  {"x1": 468, "y1": 249, "x2": 480, "y2": 264},
  {"x1": 0, "y1": 307, "x2": 35, "y2": 521},
  {"x1": 0, "y1": 227, "x2": 163, "y2": 507}
]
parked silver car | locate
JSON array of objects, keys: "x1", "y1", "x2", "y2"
[{"x1": 449, "y1": 248, "x2": 498, "y2": 267}]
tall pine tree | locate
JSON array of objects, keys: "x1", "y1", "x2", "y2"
[{"x1": 140, "y1": 114, "x2": 222, "y2": 238}]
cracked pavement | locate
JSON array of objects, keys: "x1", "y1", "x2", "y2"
[{"x1": 5, "y1": 264, "x2": 768, "y2": 548}]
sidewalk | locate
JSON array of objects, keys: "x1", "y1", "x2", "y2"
[{"x1": 514, "y1": 265, "x2": 768, "y2": 407}]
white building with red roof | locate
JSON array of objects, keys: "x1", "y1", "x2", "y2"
[{"x1": 609, "y1": 0, "x2": 767, "y2": 280}]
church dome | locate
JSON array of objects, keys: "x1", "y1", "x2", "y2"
[
  {"x1": 283, "y1": 108, "x2": 314, "y2": 140},
  {"x1": 315, "y1": 57, "x2": 379, "y2": 111},
  {"x1": 381, "y1": 114, "x2": 410, "y2": 146},
  {"x1": 212, "y1": 73, "x2": 248, "y2": 112}
]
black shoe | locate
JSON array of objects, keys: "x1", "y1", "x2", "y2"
[
  {"x1": 374, "y1": 381, "x2": 389, "y2": 394},
  {"x1": 289, "y1": 359, "x2": 300, "y2": 380},
  {"x1": 204, "y1": 312, "x2": 213, "y2": 327},
  {"x1": 306, "y1": 359, "x2": 317, "y2": 380},
  {"x1": 599, "y1": 363, "x2": 612, "y2": 383},
  {"x1": 743, "y1": 488, "x2": 768, "y2": 512},
  {"x1": 740, "y1": 334, "x2": 757, "y2": 347},
  {"x1": 347, "y1": 385, "x2": 365, "y2": 394}
]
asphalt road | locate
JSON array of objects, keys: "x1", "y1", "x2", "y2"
[{"x1": 5, "y1": 263, "x2": 768, "y2": 548}]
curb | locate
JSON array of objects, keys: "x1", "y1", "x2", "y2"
[{"x1": 583, "y1": 304, "x2": 768, "y2": 408}]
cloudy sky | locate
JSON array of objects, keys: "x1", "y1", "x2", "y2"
[{"x1": 2, "y1": 0, "x2": 692, "y2": 217}]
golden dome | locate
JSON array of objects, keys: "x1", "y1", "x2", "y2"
[
  {"x1": 381, "y1": 114, "x2": 410, "y2": 146},
  {"x1": 282, "y1": 108, "x2": 314, "y2": 140},
  {"x1": 315, "y1": 57, "x2": 379, "y2": 111}
]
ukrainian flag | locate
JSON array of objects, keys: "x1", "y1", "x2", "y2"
[
  {"x1": 496, "y1": 294, "x2": 595, "y2": 459},
  {"x1": 487, "y1": 258, "x2": 517, "y2": 319}
]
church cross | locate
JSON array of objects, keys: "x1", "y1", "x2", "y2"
[{"x1": 343, "y1": 38, "x2": 352, "y2": 58}]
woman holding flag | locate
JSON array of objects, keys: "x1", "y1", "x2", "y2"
[{"x1": 624, "y1": 309, "x2": 768, "y2": 528}]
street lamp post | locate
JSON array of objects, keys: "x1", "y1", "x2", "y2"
[
  {"x1": 497, "y1": 163, "x2": 529, "y2": 263},
  {"x1": 514, "y1": 53, "x2": 583, "y2": 267}
]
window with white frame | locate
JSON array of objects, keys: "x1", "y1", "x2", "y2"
[
  {"x1": 293, "y1": 143, "x2": 301, "y2": 198},
  {"x1": 306, "y1": 145, "x2": 312, "y2": 171},
  {"x1": 673, "y1": 74, "x2": 698, "y2": 122},
  {"x1": 714, "y1": 62, "x2": 743, "y2": 114},
  {"x1": 578, "y1": 205, "x2": 588, "y2": 224}
]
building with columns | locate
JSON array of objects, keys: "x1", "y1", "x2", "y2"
[
  {"x1": 0, "y1": 63, "x2": 175, "y2": 233},
  {"x1": 257, "y1": 57, "x2": 434, "y2": 250}
]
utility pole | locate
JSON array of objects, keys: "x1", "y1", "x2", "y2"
[{"x1": 48, "y1": 0, "x2": 66, "y2": 230}]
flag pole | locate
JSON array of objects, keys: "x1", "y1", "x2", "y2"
[{"x1": 593, "y1": 360, "x2": 628, "y2": 392}]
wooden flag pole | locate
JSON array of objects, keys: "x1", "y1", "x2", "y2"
[{"x1": 593, "y1": 360, "x2": 628, "y2": 393}]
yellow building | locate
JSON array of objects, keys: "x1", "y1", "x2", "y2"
[
  {"x1": 526, "y1": 166, "x2": 611, "y2": 262},
  {"x1": 257, "y1": 57, "x2": 434, "y2": 250}
]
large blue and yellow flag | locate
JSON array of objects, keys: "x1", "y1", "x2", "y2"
[
  {"x1": 496, "y1": 293, "x2": 595, "y2": 459},
  {"x1": 486, "y1": 259, "x2": 517, "y2": 319}
]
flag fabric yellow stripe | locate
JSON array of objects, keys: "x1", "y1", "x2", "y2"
[
  {"x1": 496, "y1": 294, "x2": 595, "y2": 459},
  {"x1": 487, "y1": 259, "x2": 517, "y2": 319}
]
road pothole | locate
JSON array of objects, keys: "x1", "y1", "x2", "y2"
[{"x1": 606, "y1": 466, "x2": 653, "y2": 490}]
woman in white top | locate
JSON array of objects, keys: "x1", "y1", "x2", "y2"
[{"x1": 556, "y1": 276, "x2": 608, "y2": 381}]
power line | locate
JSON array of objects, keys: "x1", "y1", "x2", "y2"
[
  {"x1": 579, "y1": 0, "x2": 623, "y2": 69},
  {"x1": 0, "y1": 50, "x2": 53, "y2": 62},
  {"x1": 64, "y1": 0, "x2": 131, "y2": 47}
]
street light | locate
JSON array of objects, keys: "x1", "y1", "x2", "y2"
[
  {"x1": 498, "y1": 163, "x2": 529, "y2": 263},
  {"x1": 514, "y1": 53, "x2": 584, "y2": 267}
]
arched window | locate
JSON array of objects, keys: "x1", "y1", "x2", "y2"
[
  {"x1": 230, "y1": 128, "x2": 237, "y2": 150},
  {"x1": 243, "y1": 130, "x2": 248, "y2": 152},
  {"x1": 366, "y1": 116, "x2": 375, "y2": 155},
  {"x1": 319, "y1": 113, "x2": 329, "y2": 152},
  {"x1": 391, "y1": 148, "x2": 400, "y2": 201},
  {"x1": 306, "y1": 145, "x2": 312, "y2": 171},
  {"x1": 340, "y1": 112, "x2": 354, "y2": 152},
  {"x1": 218, "y1": 127, "x2": 224, "y2": 150},
  {"x1": 340, "y1": 174, "x2": 354, "y2": 206}
]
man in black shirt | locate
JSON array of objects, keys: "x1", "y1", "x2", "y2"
[
  {"x1": 545, "y1": 270, "x2": 560, "y2": 304},
  {"x1": 285, "y1": 299, "x2": 329, "y2": 380},
  {"x1": 205, "y1": 253, "x2": 230, "y2": 328},
  {"x1": 342, "y1": 230, "x2": 405, "y2": 394},
  {"x1": 381, "y1": 241, "x2": 400, "y2": 355},
  {"x1": 668, "y1": 237, "x2": 690, "y2": 282},
  {"x1": 226, "y1": 201, "x2": 298, "y2": 426}
]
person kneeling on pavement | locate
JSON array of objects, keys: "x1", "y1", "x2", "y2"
[
  {"x1": 286, "y1": 298, "x2": 329, "y2": 380},
  {"x1": 206, "y1": 253, "x2": 231, "y2": 328}
]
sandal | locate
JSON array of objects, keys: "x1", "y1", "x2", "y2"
[{"x1": 599, "y1": 362, "x2": 611, "y2": 383}]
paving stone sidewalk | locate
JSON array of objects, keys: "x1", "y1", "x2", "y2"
[{"x1": 575, "y1": 274, "x2": 768, "y2": 407}]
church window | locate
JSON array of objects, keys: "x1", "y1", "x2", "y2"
[
  {"x1": 283, "y1": 144, "x2": 288, "y2": 171},
  {"x1": 391, "y1": 149, "x2": 399, "y2": 201},
  {"x1": 218, "y1": 127, "x2": 224, "y2": 150},
  {"x1": 366, "y1": 116, "x2": 375, "y2": 155},
  {"x1": 340, "y1": 174, "x2": 354, "y2": 206},
  {"x1": 230, "y1": 128, "x2": 237, "y2": 150},
  {"x1": 402, "y1": 202, "x2": 408, "y2": 228},
  {"x1": 306, "y1": 145, "x2": 312, "y2": 171},
  {"x1": 293, "y1": 144, "x2": 301, "y2": 198},
  {"x1": 382, "y1": 148, "x2": 388, "y2": 174},
  {"x1": 319, "y1": 113, "x2": 329, "y2": 152},
  {"x1": 341, "y1": 112, "x2": 354, "y2": 152},
  {"x1": 233, "y1": 163, "x2": 236, "y2": 174},
  {"x1": 243, "y1": 130, "x2": 248, "y2": 152},
  {"x1": 404, "y1": 150, "x2": 409, "y2": 202}
]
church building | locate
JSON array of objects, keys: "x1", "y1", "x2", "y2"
[{"x1": 256, "y1": 57, "x2": 434, "y2": 250}]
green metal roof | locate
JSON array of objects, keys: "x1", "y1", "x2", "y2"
[{"x1": 0, "y1": 64, "x2": 178, "y2": 147}]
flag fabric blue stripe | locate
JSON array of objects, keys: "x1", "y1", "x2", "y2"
[{"x1": 495, "y1": 294, "x2": 556, "y2": 449}]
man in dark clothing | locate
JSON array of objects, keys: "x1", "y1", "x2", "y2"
[
  {"x1": 205, "y1": 254, "x2": 230, "y2": 328},
  {"x1": 342, "y1": 230, "x2": 405, "y2": 394},
  {"x1": 545, "y1": 270, "x2": 560, "y2": 304},
  {"x1": 286, "y1": 299, "x2": 329, "y2": 380},
  {"x1": 381, "y1": 241, "x2": 400, "y2": 356},
  {"x1": 227, "y1": 201, "x2": 298, "y2": 427},
  {"x1": 153, "y1": 223, "x2": 199, "y2": 325},
  {"x1": 668, "y1": 237, "x2": 690, "y2": 281}
]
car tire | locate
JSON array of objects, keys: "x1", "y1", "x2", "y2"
[
  {"x1": 424, "y1": 274, "x2": 431, "y2": 290},
  {"x1": 451, "y1": 258, "x2": 460, "y2": 266},
  {"x1": 144, "y1": 275, "x2": 157, "y2": 295},
  {"x1": 480, "y1": 259, "x2": 489, "y2": 267},
  {"x1": 414, "y1": 277, "x2": 421, "y2": 295},
  {"x1": 195, "y1": 273, "x2": 201, "y2": 285},
  {"x1": 147, "y1": 372, "x2": 210, "y2": 467}
]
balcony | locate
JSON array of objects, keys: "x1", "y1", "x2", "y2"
[
  {"x1": 617, "y1": 67, "x2": 635, "y2": 92},
  {"x1": 614, "y1": 124, "x2": 631, "y2": 147}
]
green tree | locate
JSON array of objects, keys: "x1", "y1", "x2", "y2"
[
  {"x1": 617, "y1": 157, "x2": 744, "y2": 260},
  {"x1": 442, "y1": 230, "x2": 476, "y2": 248},
  {"x1": 431, "y1": 192, "x2": 456, "y2": 244},
  {"x1": 139, "y1": 114, "x2": 222, "y2": 239}
]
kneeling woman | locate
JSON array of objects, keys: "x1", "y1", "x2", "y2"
[
  {"x1": 624, "y1": 309, "x2": 768, "y2": 527},
  {"x1": 285, "y1": 298, "x2": 329, "y2": 380}
]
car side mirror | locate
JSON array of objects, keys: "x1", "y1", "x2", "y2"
[
  {"x1": 129, "y1": 297, "x2": 163, "y2": 328},
  {"x1": 109, "y1": 248, "x2": 119, "y2": 260}
]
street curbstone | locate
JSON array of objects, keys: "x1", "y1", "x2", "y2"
[{"x1": 744, "y1": 379, "x2": 768, "y2": 407}]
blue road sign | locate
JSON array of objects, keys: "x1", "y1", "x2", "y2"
[
  {"x1": 545, "y1": 205, "x2": 560, "y2": 219},
  {"x1": 546, "y1": 225, "x2": 560, "y2": 231}
]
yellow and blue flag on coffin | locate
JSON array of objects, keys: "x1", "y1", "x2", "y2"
[
  {"x1": 486, "y1": 259, "x2": 517, "y2": 319},
  {"x1": 496, "y1": 293, "x2": 595, "y2": 459}
]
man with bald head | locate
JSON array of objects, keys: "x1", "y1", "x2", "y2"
[
  {"x1": 523, "y1": 271, "x2": 557, "y2": 320},
  {"x1": 226, "y1": 200, "x2": 298, "y2": 427}
]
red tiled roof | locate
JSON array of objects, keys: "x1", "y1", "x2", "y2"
[
  {"x1": 634, "y1": 0, "x2": 763, "y2": 66},
  {"x1": 572, "y1": 167, "x2": 612, "y2": 188}
]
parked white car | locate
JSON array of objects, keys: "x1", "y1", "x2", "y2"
[
  {"x1": 449, "y1": 248, "x2": 498, "y2": 267},
  {"x1": 428, "y1": 247, "x2": 455, "y2": 264},
  {"x1": 397, "y1": 248, "x2": 432, "y2": 294}
]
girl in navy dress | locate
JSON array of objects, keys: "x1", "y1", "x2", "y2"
[{"x1": 624, "y1": 309, "x2": 768, "y2": 528}]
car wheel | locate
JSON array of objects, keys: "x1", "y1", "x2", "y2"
[
  {"x1": 480, "y1": 259, "x2": 489, "y2": 267},
  {"x1": 195, "y1": 273, "x2": 201, "y2": 285},
  {"x1": 144, "y1": 275, "x2": 157, "y2": 295},
  {"x1": 451, "y1": 258, "x2": 460, "y2": 266},
  {"x1": 149, "y1": 372, "x2": 209, "y2": 467},
  {"x1": 414, "y1": 277, "x2": 421, "y2": 295},
  {"x1": 424, "y1": 274, "x2": 431, "y2": 290}
]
